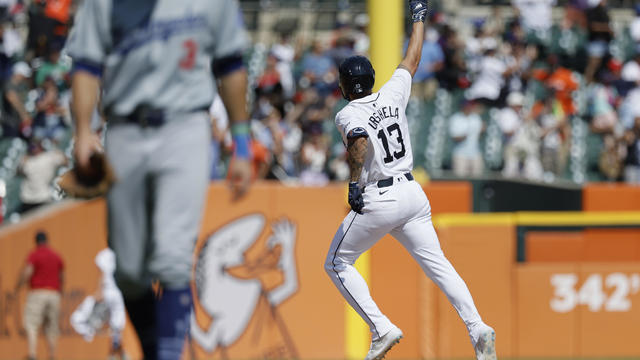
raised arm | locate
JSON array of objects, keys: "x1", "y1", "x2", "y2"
[{"x1": 398, "y1": 1, "x2": 429, "y2": 77}]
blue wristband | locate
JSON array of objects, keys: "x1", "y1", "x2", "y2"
[{"x1": 233, "y1": 133, "x2": 251, "y2": 159}]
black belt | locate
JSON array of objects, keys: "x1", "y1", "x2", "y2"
[
  {"x1": 112, "y1": 105, "x2": 210, "y2": 127},
  {"x1": 377, "y1": 172, "x2": 414, "y2": 188}
]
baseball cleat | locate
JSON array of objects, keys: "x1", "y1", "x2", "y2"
[
  {"x1": 364, "y1": 327, "x2": 403, "y2": 360},
  {"x1": 473, "y1": 325, "x2": 496, "y2": 360}
]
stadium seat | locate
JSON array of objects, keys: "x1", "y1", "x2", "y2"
[{"x1": 585, "y1": 132, "x2": 605, "y2": 181}]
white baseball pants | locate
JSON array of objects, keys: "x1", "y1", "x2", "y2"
[{"x1": 324, "y1": 178, "x2": 483, "y2": 341}]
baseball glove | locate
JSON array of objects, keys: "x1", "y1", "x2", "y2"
[{"x1": 57, "y1": 153, "x2": 116, "y2": 199}]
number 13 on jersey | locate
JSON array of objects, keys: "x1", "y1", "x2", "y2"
[{"x1": 377, "y1": 123, "x2": 406, "y2": 164}]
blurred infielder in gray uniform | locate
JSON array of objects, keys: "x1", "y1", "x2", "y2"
[{"x1": 66, "y1": 1, "x2": 252, "y2": 359}]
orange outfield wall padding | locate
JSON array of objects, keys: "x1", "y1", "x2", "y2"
[
  {"x1": 583, "y1": 183, "x2": 640, "y2": 211},
  {"x1": 527, "y1": 229, "x2": 640, "y2": 262},
  {"x1": 0, "y1": 181, "x2": 474, "y2": 360}
]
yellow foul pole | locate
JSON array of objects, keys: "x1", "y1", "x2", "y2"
[
  {"x1": 344, "y1": 1, "x2": 404, "y2": 359},
  {"x1": 369, "y1": 0, "x2": 403, "y2": 92}
]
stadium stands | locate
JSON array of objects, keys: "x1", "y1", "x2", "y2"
[{"x1": 0, "y1": 0, "x2": 638, "y2": 223}]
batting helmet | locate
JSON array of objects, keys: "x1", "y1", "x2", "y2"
[{"x1": 339, "y1": 56, "x2": 375, "y2": 100}]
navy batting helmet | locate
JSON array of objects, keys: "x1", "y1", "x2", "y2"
[{"x1": 339, "y1": 56, "x2": 375, "y2": 100}]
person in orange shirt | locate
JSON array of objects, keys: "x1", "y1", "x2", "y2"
[
  {"x1": 44, "y1": 0, "x2": 72, "y2": 25},
  {"x1": 530, "y1": 54, "x2": 579, "y2": 117},
  {"x1": 547, "y1": 66, "x2": 578, "y2": 116},
  {"x1": 227, "y1": 139, "x2": 271, "y2": 183},
  {"x1": 250, "y1": 139, "x2": 271, "y2": 180},
  {"x1": 44, "y1": 0, "x2": 72, "y2": 38}
]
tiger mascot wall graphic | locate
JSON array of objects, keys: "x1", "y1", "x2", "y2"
[{"x1": 191, "y1": 214, "x2": 299, "y2": 359}]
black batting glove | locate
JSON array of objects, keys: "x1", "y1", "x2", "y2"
[
  {"x1": 348, "y1": 182, "x2": 364, "y2": 214},
  {"x1": 409, "y1": 0, "x2": 429, "y2": 23}
]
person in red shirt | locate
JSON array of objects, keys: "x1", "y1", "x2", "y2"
[{"x1": 15, "y1": 231, "x2": 64, "y2": 360}]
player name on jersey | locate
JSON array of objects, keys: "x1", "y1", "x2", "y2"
[{"x1": 368, "y1": 105, "x2": 400, "y2": 130}]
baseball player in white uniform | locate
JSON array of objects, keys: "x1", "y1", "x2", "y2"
[
  {"x1": 71, "y1": 249, "x2": 127, "y2": 359},
  {"x1": 324, "y1": 2, "x2": 497, "y2": 360},
  {"x1": 65, "y1": 1, "x2": 252, "y2": 359}
]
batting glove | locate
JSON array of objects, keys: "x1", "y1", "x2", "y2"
[
  {"x1": 348, "y1": 182, "x2": 364, "y2": 214},
  {"x1": 409, "y1": 0, "x2": 429, "y2": 23}
]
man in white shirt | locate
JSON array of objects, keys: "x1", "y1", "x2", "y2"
[
  {"x1": 499, "y1": 92, "x2": 543, "y2": 179},
  {"x1": 18, "y1": 140, "x2": 67, "y2": 213},
  {"x1": 449, "y1": 100, "x2": 484, "y2": 177},
  {"x1": 622, "y1": 53, "x2": 640, "y2": 85},
  {"x1": 498, "y1": 92, "x2": 524, "y2": 143},
  {"x1": 465, "y1": 45, "x2": 508, "y2": 106},
  {"x1": 512, "y1": 0, "x2": 556, "y2": 42},
  {"x1": 621, "y1": 86, "x2": 640, "y2": 130},
  {"x1": 271, "y1": 35, "x2": 296, "y2": 99}
]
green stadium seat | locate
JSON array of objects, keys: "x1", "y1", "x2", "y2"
[
  {"x1": 4, "y1": 176, "x2": 22, "y2": 216},
  {"x1": 585, "y1": 132, "x2": 605, "y2": 181},
  {"x1": 0, "y1": 139, "x2": 13, "y2": 159}
]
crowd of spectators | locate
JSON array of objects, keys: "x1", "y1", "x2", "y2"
[
  {"x1": 210, "y1": 22, "x2": 365, "y2": 185},
  {"x1": 445, "y1": 0, "x2": 640, "y2": 184},
  {"x1": 0, "y1": 0, "x2": 75, "y2": 215},
  {"x1": 1, "y1": 0, "x2": 640, "y2": 218},
  {"x1": 214, "y1": 0, "x2": 640, "y2": 186}
]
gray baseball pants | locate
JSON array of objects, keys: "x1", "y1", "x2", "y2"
[{"x1": 105, "y1": 112, "x2": 211, "y2": 298}]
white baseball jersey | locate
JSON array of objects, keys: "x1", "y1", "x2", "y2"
[
  {"x1": 70, "y1": 249, "x2": 126, "y2": 342},
  {"x1": 335, "y1": 69, "x2": 414, "y2": 187}
]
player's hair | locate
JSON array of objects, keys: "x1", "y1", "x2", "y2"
[{"x1": 35, "y1": 231, "x2": 48, "y2": 245}]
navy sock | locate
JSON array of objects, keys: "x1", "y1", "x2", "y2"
[
  {"x1": 124, "y1": 290, "x2": 157, "y2": 360},
  {"x1": 155, "y1": 287, "x2": 192, "y2": 360}
]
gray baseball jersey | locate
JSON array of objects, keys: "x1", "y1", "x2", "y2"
[{"x1": 65, "y1": 0, "x2": 248, "y2": 117}]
